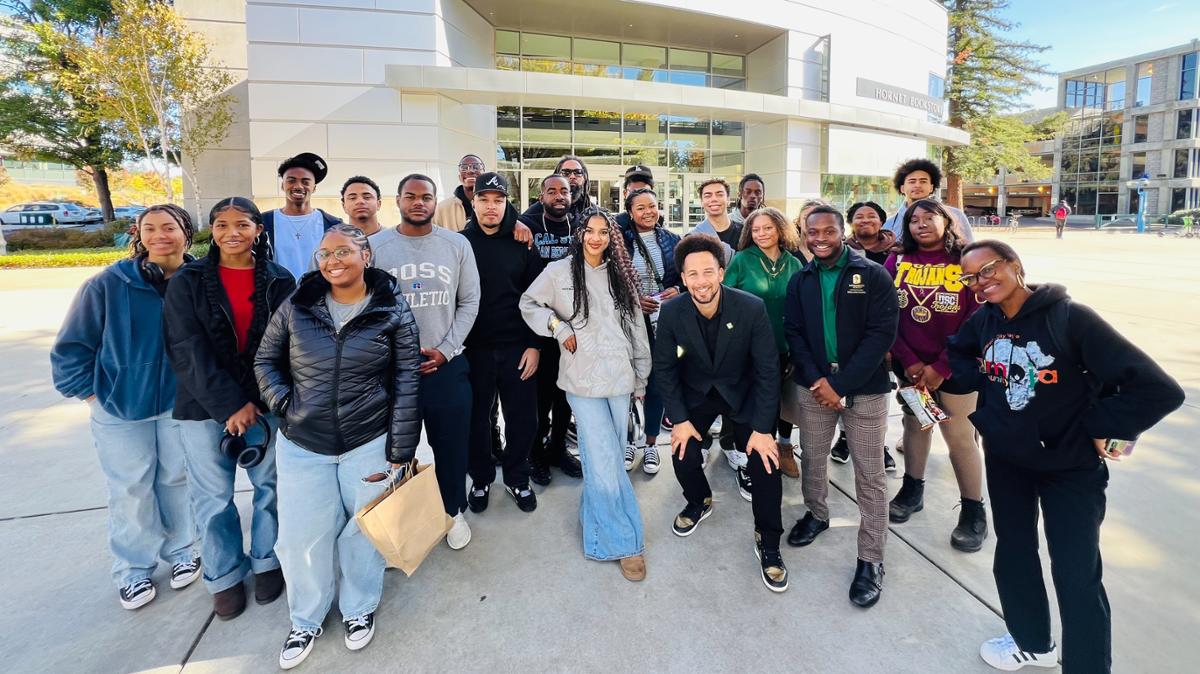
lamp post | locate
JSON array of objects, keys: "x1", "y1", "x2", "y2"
[{"x1": 1135, "y1": 175, "x2": 1149, "y2": 233}]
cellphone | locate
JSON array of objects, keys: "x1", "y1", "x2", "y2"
[{"x1": 1104, "y1": 438, "x2": 1135, "y2": 456}]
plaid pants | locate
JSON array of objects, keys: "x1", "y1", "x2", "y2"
[{"x1": 796, "y1": 392, "x2": 889, "y2": 563}]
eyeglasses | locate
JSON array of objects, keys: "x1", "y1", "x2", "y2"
[
  {"x1": 313, "y1": 247, "x2": 359, "y2": 263},
  {"x1": 458, "y1": 163, "x2": 484, "y2": 172},
  {"x1": 959, "y1": 258, "x2": 1004, "y2": 287},
  {"x1": 559, "y1": 168, "x2": 585, "y2": 177}
]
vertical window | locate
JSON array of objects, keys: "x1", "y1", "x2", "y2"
[
  {"x1": 1131, "y1": 152, "x2": 1147, "y2": 179},
  {"x1": 1105, "y1": 67, "x2": 1125, "y2": 110},
  {"x1": 1134, "y1": 114, "x2": 1149, "y2": 143},
  {"x1": 1178, "y1": 109, "x2": 1195, "y2": 140},
  {"x1": 1174, "y1": 148, "x2": 1190, "y2": 178},
  {"x1": 1172, "y1": 187, "x2": 1187, "y2": 212},
  {"x1": 1135, "y1": 62, "x2": 1153, "y2": 106},
  {"x1": 1181, "y1": 52, "x2": 1198, "y2": 100},
  {"x1": 929, "y1": 72, "x2": 946, "y2": 122}
]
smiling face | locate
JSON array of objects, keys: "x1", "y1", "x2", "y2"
[
  {"x1": 851, "y1": 206, "x2": 883, "y2": 241},
  {"x1": 961, "y1": 248, "x2": 1021, "y2": 305},
  {"x1": 630, "y1": 192, "x2": 659, "y2": 232},
  {"x1": 900, "y1": 170, "x2": 935, "y2": 202},
  {"x1": 342, "y1": 182, "x2": 380, "y2": 226},
  {"x1": 281, "y1": 167, "x2": 316, "y2": 208},
  {"x1": 581, "y1": 214, "x2": 610, "y2": 262},
  {"x1": 458, "y1": 155, "x2": 484, "y2": 191},
  {"x1": 749, "y1": 213, "x2": 780, "y2": 251},
  {"x1": 136, "y1": 210, "x2": 189, "y2": 260},
  {"x1": 680, "y1": 249, "x2": 724, "y2": 306},
  {"x1": 316, "y1": 231, "x2": 370, "y2": 290},
  {"x1": 541, "y1": 176, "x2": 571, "y2": 219},
  {"x1": 211, "y1": 207, "x2": 261, "y2": 259},
  {"x1": 908, "y1": 205, "x2": 946, "y2": 250},
  {"x1": 397, "y1": 178, "x2": 436, "y2": 227},
  {"x1": 805, "y1": 212, "x2": 845, "y2": 263},
  {"x1": 701, "y1": 183, "x2": 729, "y2": 218}
]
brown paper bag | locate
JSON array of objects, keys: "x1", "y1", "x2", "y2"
[{"x1": 355, "y1": 459, "x2": 453, "y2": 576}]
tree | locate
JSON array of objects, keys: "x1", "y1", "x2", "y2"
[
  {"x1": 0, "y1": 0, "x2": 125, "y2": 221},
  {"x1": 67, "y1": 0, "x2": 233, "y2": 207},
  {"x1": 943, "y1": 0, "x2": 1055, "y2": 208}
]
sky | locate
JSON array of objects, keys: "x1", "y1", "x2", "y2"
[{"x1": 1004, "y1": 0, "x2": 1200, "y2": 110}]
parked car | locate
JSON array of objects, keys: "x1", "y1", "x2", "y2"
[
  {"x1": 112, "y1": 205, "x2": 146, "y2": 221},
  {"x1": 0, "y1": 202, "x2": 91, "y2": 227}
]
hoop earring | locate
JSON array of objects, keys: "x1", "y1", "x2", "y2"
[{"x1": 974, "y1": 292, "x2": 987, "y2": 304}]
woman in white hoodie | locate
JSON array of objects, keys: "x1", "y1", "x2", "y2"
[{"x1": 521, "y1": 207, "x2": 652, "y2": 581}]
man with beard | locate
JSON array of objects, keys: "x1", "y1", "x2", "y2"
[
  {"x1": 340, "y1": 176, "x2": 383, "y2": 236},
  {"x1": 368, "y1": 174, "x2": 481, "y2": 550},
  {"x1": 262, "y1": 152, "x2": 341, "y2": 280},
  {"x1": 519, "y1": 174, "x2": 584, "y2": 484},
  {"x1": 729, "y1": 174, "x2": 765, "y2": 227},
  {"x1": 555, "y1": 155, "x2": 595, "y2": 223},
  {"x1": 432, "y1": 154, "x2": 482, "y2": 233}
]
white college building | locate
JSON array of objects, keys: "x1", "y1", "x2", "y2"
[{"x1": 178, "y1": 0, "x2": 967, "y2": 228}]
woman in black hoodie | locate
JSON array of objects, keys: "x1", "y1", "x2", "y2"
[{"x1": 947, "y1": 240, "x2": 1184, "y2": 673}]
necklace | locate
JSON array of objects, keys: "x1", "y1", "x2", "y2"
[{"x1": 756, "y1": 252, "x2": 786, "y2": 279}]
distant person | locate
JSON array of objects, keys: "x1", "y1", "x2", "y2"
[
  {"x1": 1053, "y1": 199, "x2": 1072, "y2": 239},
  {"x1": 689, "y1": 177, "x2": 740, "y2": 260},
  {"x1": 949, "y1": 240, "x2": 1183, "y2": 673},
  {"x1": 729, "y1": 174, "x2": 765, "y2": 227},
  {"x1": 261, "y1": 152, "x2": 341, "y2": 280},
  {"x1": 882, "y1": 158, "x2": 974, "y2": 243},
  {"x1": 433, "y1": 154, "x2": 483, "y2": 233},
  {"x1": 845, "y1": 201, "x2": 896, "y2": 265},
  {"x1": 556, "y1": 155, "x2": 596, "y2": 223},
  {"x1": 51, "y1": 205, "x2": 200, "y2": 610}
]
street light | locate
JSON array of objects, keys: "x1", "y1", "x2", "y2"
[{"x1": 1136, "y1": 175, "x2": 1149, "y2": 233}]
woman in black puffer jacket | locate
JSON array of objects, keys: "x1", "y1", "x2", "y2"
[{"x1": 254, "y1": 223, "x2": 421, "y2": 669}]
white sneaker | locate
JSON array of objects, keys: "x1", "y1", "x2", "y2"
[
  {"x1": 700, "y1": 446, "x2": 710, "y2": 469},
  {"x1": 711, "y1": 417, "x2": 723, "y2": 434},
  {"x1": 446, "y1": 512, "x2": 471, "y2": 550},
  {"x1": 279, "y1": 627, "x2": 321, "y2": 670},
  {"x1": 170, "y1": 557, "x2": 202, "y2": 590},
  {"x1": 724, "y1": 448, "x2": 748, "y2": 470},
  {"x1": 343, "y1": 613, "x2": 375, "y2": 651},
  {"x1": 642, "y1": 444, "x2": 660, "y2": 475},
  {"x1": 624, "y1": 443, "x2": 638, "y2": 471},
  {"x1": 979, "y1": 634, "x2": 1058, "y2": 671},
  {"x1": 118, "y1": 579, "x2": 156, "y2": 610}
]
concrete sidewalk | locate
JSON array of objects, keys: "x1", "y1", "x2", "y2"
[{"x1": 1, "y1": 230, "x2": 1195, "y2": 673}]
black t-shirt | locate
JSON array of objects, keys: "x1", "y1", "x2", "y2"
[
  {"x1": 695, "y1": 294, "x2": 724, "y2": 361},
  {"x1": 716, "y1": 222, "x2": 743, "y2": 251}
]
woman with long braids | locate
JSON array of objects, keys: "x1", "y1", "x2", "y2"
[
  {"x1": 521, "y1": 207, "x2": 652, "y2": 581},
  {"x1": 163, "y1": 198, "x2": 295, "y2": 620},
  {"x1": 51, "y1": 205, "x2": 200, "y2": 610}
]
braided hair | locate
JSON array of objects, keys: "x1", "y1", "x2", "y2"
[
  {"x1": 568, "y1": 207, "x2": 641, "y2": 327},
  {"x1": 130, "y1": 204, "x2": 195, "y2": 257}
]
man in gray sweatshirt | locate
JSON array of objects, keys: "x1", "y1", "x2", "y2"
[{"x1": 369, "y1": 173, "x2": 481, "y2": 551}]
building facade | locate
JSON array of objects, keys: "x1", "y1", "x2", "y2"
[{"x1": 177, "y1": 0, "x2": 966, "y2": 227}]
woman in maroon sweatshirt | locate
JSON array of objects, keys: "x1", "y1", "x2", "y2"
[{"x1": 883, "y1": 199, "x2": 986, "y2": 552}]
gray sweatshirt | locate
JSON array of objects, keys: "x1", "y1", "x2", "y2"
[
  {"x1": 369, "y1": 225, "x2": 480, "y2": 361},
  {"x1": 520, "y1": 258, "x2": 652, "y2": 398}
]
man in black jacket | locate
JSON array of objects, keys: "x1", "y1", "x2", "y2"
[
  {"x1": 783, "y1": 205, "x2": 899, "y2": 609},
  {"x1": 653, "y1": 234, "x2": 788, "y2": 593},
  {"x1": 461, "y1": 173, "x2": 544, "y2": 514}
]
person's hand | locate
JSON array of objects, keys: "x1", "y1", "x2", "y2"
[
  {"x1": 639, "y1": 295, "x2": 661, "y2": 314},
  {"x1": 670, "y1": 420, "x2": 703, "y2": 460},
  {"x1": 225, "y1": 402, "x2": 260, "y2": 436},
  {"x1": 513, "y1": 221, "x2": 533, "y2": 247},
  {"x1": 809, "y1": 377, "x2": 843, "y2": 409},
  {"x1": 419, "y1": 348, "x2": 447, "y2": 375},
  {"x1": 905, "y1": 362, "x2": 925, "y2": 386},
  {"x1": 518, "y1": 347, "x2": 540, "y2": 380},
  {"x1": 562, "y1": 334, "x2": 577, "y2": 353},
  {"x1": 1094, "y1": 438, "x2": 1122, "y2": 462},
  {"x1": 921, "y1": 365, "x2": 945, "y2": 391},
  {"x1": 746, "y1": 431, "x2": 779, "y2": 474},
  {"x1": 658, "y1": 287, "x2": 680, "y2": 301}
]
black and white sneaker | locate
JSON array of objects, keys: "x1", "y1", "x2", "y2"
[
  {"x1": 118, "y1": 578, "x2": 156, "y2": 610},
  {"x1": 831, "y1": 431, "x2": 850, "y2": 463},
  {"x1": 565, "y1": 421, "x2": 578, "y2": 452},
  {"x1": 735, "y1": 466, "x2": 753, "y2": 502},
  {"x1": 279, "y1": 627, "x2": 322, "y2": 670},
  {"x1": 170, "y1": 557, "x2": 202, "y2": 590},
  {"x1": 883, "y1": 446, "x2": 897, "y2": 472},
  {"x1": 624, "y1": 443, "x2": 638, "y2": 471},
  {"x1": 642, "y1": 444, "x2": 660, "y2": 475},
  {"x1": 343, "y1": 613, "x2": 375, "y2": 651},
  {"x1": 467, "y1": 483, "x2": 490, "y2": 513},
  {"x1": 506, "y1": 484, "x2": 537, "y2": 512},
  {"x1": 979, "y1": 633, "x2": 1058, "y2": 671},
  {"x1": 754, "y1": 536, "x2": 789, "y2": 593},
  {"x1": 672, "y1": 499, "x2": 713, "y2": 537}
]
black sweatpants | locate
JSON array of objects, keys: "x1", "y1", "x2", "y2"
[
  {"x1": 418, "y1": 355, "x2": 471, "y2": 516},
  {"x1": 467, "y1": 345, "x2": 537, "y2": 489},
  {"x1": 986, "y1": 456, "x2": 1110, "y2": 673},
  {"x1": 673, "y1": 396, "x2": 783, "y2": 550},
  {"x1": 531, "y1": 339, "x2": 572, "y2": 465}
]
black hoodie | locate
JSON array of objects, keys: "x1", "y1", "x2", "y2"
[
  {"x1": 461, "y1": 203, "x2": 544, "y2": 350},
  {"x1": 948, "y1": 284, "x2": 1184, "y2": 471},
  {"x1": 518, "y1": 201, "x2": 573, "y2": 262}
]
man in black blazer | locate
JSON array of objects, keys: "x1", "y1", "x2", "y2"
[{"x1": 652, "y1": 234, "x2": 788, "y2": 593}]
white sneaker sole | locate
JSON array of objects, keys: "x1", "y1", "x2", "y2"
[
  {"x1": 446, "y1": 519, "x2": 471, "y2": 551},
  {"x1": 625, "y1": 444, "x2": 639, "y2": 472},
  {"x1": 119, "y1": 585, "x2": 156, "y2": 610},
  {"x1": 170, "y1": 565, "x2": 202, "y2": 590},
  {"x1": 831, "y1": 454, "x2": 849, "y2": 464},
  {"x1": 672, "y1": 506, "x2": 713, "y2": 537},
  {"x1": 345, "y1": 626, "x2": 375, "y2": 652},
  {"x1": 979, "y1": 650, "x2": 1059, "y2": 671},
  {"x1": 754, "y1": 544, "x2": 789, "y2": 593},
  {"x1": 279, "y1": 641, "x2": 316, "y2": 670},
  {"x1": 642, "y1": 462, "x2": 660, "y2": 475}
]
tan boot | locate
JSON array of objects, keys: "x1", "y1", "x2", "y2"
[
  {"x1": 777, "y1": 444, "x2": 800, "y2": 479},
  {"x1": 619, "y1": 555, "x2": 646, "y2": 582}
]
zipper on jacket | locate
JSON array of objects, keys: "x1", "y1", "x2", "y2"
[{"x1": 327, "y1": 304, "x2": 388, "y2": 455}]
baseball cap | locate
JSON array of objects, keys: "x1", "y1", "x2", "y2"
[
  {"x1": 277, "y1": 152, "x2": 329, "y2": 184},
  {"x1": 624, "y1": 165, "x2": 654, "y2": 184},
  {"x1": 474, "y1": 172, "x2": 509, "y2": 197}
]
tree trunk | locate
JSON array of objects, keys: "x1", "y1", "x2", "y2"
[
  {"x1": 945, "y1": 148, "x2": 965, "y2": 209},
  {"x1": 90, "y1": 165, "x2": 116, "y2": 222}
]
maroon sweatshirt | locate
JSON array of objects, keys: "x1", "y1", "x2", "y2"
[{"x1": 884, "y1": 248, "x2": 980, "y2": 379}]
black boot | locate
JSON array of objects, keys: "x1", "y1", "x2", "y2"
[
  {"x1": 950, "y1": 497, "x2": 988, "y2": 552},
  {"x1": 849, "y1": 559, "x2": 884, "y2": 608},
  {"x1": 888, "y1": 473, "x2": 925, "y2": 523}
]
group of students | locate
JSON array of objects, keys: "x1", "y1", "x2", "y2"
[{"x1": 50, "y1": 151, "x2": 1183, "y2": 674}]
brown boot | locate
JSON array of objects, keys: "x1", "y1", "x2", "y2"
[
  {"x1": 254, "y1": 568, "x2": 285, "y2": 605},
  {"x1": 619, "y1": 555, "x2": 646, "y2": 582},
  {"x1": 213, "y1": 581, "x2": 246, "y2": 620},
  {"x1": 777, "y1": 444, "x2": 800, "y2": 479}
]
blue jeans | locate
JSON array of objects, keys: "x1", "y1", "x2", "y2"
[
  {"x1": 643, "y1": 330, "x2": 663, "y2": 439},
  {"x1": 88, "y1": 401, "x2": 195, "y2": 588},
  {"x1": 275, "y1": 431, "x2": 390, "y2": 630},
  {"x1": 178, "y1": 416, "x2": 280, "y2": 594},
  {"x1": 566, "y1": 393, "x2": 645, "y2": 561}
]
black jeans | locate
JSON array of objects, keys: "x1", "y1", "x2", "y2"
[
  {"x1": 987, "y1": 456, "x2": 1110, "y2": 673},
  {"x1": 418, "y1": 355, "x2": 471, "y2": 516},
  {"x1": 467, "y1": 345, "x2": 537, "y2": 489},
  {"x1": 673, "y1": 395, "x2": 783, "y2": 550},
  {"x1": 531, "y1": 339, "x2": 572, "y2": 465}
]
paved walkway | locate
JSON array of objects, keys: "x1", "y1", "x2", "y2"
[{"x1": 0, "y1": 229, "x2": 1194, "y2": 673}]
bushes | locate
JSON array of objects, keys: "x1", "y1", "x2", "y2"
[
  {"x1": 5, "y1": 219, "x2": 134, "y2": 251},
  {"x1": 0, "y1": 248, "x2": 128, "y2": 269}
]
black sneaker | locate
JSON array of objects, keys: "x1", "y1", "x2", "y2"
[
  {"x1": 831, "y1": 431, "x2": 849, "y2": 463},
  {"x1": 529, "y1": 461, "x2": 552, "y2": 487},
  {"x1": 754, "y1": 534, "x2": 789, "y2": 593},
  {"x1": 343, "y1": 613, "x2": 375, "y2": 651},
  {"x1": 118, "y1": 578, "x2": 156, "y2": 610},
  {"x1": 883, "y1": 446, "x2": 896, "y2": 472},
  {"x1": 950, "y1": 497, "x2": 989, "y2": 552},
  {"x1": 506, "y1": 484, "x2": 537, "y2": 512},
  {"x1": 735, "y1": 466, "x2": 753, "y2": 502},
  {"x1": 889, "y1": 474, "x2": 925, "y2": 523},
  {"x1": 467, "y1": 483, "x2": 490, "y2": 513},
  {"x1": 556, "y1": 452, "x2": 583, "y2": 478},
  {"x1": 279, "y1": 627, "x2": 322, "y2": 670},
  {"x1": 672, "y1": 498, "x2": 713, "y2": 537},
  {"x1": 170, "y1": 556, "x2": 202, "y2": 590}
]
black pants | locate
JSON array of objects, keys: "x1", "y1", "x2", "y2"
[
  {"x1": 418, "y1": 355, "x2": 471, "y2": 516},
  {"x1": 531, "y1": 339, "x2": 572, "y2": 465},
  {"x1": 467, "y1": 346, "x2": 537, "y2": 489},
  {"x1": 673, "y1": 396, "x2": 783, "y2": 550},
  {"x1": 987, "y1": 456, "x2": 1110, "y2": 673}
]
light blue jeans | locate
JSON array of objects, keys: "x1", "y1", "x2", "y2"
[
  {"x1": 88, "y1": 401, "x2": 195, "y2": 588},
  {"x1": 178, "y1": 416, "x2": 280, "y2": 594},
  {"x1": 565, "y1": 393, "x2": 645, "y2": 561},
  {"x1": 275, "y1": 431, "x2": 390, "y2": 630}
]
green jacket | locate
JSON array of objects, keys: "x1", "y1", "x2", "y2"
[{"x1": 724, "y1": 246, "x2": 805, "y2": 352}]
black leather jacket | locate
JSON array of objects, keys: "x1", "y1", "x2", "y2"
[{"x1": 254, "y1": 267, "x2": 421, "y2": 463}]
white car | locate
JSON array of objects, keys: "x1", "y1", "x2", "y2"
[{"x1": 0, "y1": 202, "x2": 90, "y2": 227}]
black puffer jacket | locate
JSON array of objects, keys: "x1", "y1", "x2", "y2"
[
  {"x1": 254, "y1": 267, "x2": 422, "y2": 463},
  {"x1": 164, "y1": 251, "x2": 296, "y2": 423}
]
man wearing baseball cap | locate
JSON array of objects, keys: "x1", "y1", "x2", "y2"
[
  {"x1": 262, "y1": 152, "x2": 342, "y2": 280},
  {"x1": 614, "y1": 165, "x2": 657, "y2": 233}
]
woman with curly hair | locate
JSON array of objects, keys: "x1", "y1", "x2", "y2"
[
  {"x1": 521, "y1": 207, "x2": 652, "y2": 581},
  {"x1": 51, "y1": 204, "x2": 200, "y2": 610},
  {"x1": 163, "y1": 198, "x2": 296, "y2": 619}
]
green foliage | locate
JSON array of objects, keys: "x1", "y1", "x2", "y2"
[
  {"x1": 954, "y1": 111, "x2": 1068, "y2": 182},
  {"x1": 0, "y1": 248, "x2": 127, "y2": 268},
  {"x1": 4, "y1": 219, "x2": 131, "y2": 250}
]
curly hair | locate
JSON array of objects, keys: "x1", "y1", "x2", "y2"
[
  {"x1": 736, "y1": 206, "x2": 801, "y2": 253},
  {"x1": 892, "y1": 158, "x2": 942, "y2": 194},
  {"x1": 899, "y1": 199, "x2": 965, "y2": 257},
  {"x1": 674, "y1": 232, "x2": 727, "y2": 271},
  {"x1": 130, "y1": 204, "x2": 195, "y2": 257},
  {"x1": 568, "y1": 207, "x2": 641, "y2": 326}
]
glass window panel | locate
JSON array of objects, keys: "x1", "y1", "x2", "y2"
[
  {"x1": 496, "y1": 30, "x2": 519, "y2": 55},
  {"x1": 521, "y1": 107, "x2": 572, "y2": 144},
  {"x1": 623, "y1": 44, "x2": 666, "y2": 69},
  {"x1": 573, "y1": 110, "x2": 621, "y2": 145},
  {"x1": 623, "y1": 114, "x2": 667, "y2": 147},
  {"x1": 496, "y1": 143, "x2": 520, "y2": 169},
  {"x1": 711, "y1": 53, "x2": 744, "y2": 77},
  {"x1": 521, "y1": 58, "x2": 571, "y2": 74},
  {"x1": 666, "y1": 116, "x2": 709, "y2": 147},
  {"x1": 710, "y1": 120, "x2": 744, "y2": 151},
  {"x1": 520, "y1": 144, "x2": 572, "y2": 171},
  {"x1": 710, "y1": 152, "x2": 744, "y2": 176},
  {"x1": 668, "y1": 71, "x2": 708, "y2": 87},
  {"x1": 667, "y1": 147, "x2": 707, "y2": 172},
  {"x1": 574, "y1": 38, "x2": 619, "y2": 65},
  {"x1": 1182, "y1": 53, "x2": 1197, "y2": 100},
  {"x1": 1172, "y1": 187, "x2": 1188, "y2": 211},
  {"x1": 1134, "y1": 115, "x2": 1149, "y2": 143},
  {"x1": 1075, "y1": 186, "x2": 1097, "y2": 215},
  {"x1": 669, "y1": 48, "x2": 708, "y2": 72},
  {"x1": 521, "y1": 33, "x2": 570, "y2": 59},
  {"x1": 1102, "y1": 112, "x2": 1123, "y2": 139},
  {"x1": 622, "y1": 147, "x2": 668, "y2": 167},
  {"x1": 496, "y1": 55, "x2": 520, "y2": 71},
  {"x1": 1097, "y1": 191, "x2": 1118, "y2": 215},
  {"x1": 497, "y1": 106, "x2": 520, "y2": 143},
  {"x1": 1174, "y1": 148, "x2": 1190, "y2": 178},
  {"x1": 1107, "y1": 81, "x2": 1125, "y2": 110},
  {"x1": 1105, "y1": 67, "x2": 1125, "y2": 84},
  {"x1": 572, "y1": 63, "x2": 622, "y2": 78},
  {"x1": 1177, "y1": 109, "x2": 1194, "y2": 140},
  {"x1": 1131, "y1": 152, "x2": 1147, "y2": 179},
  {"x1": 572, "y1": 146, "x2": 623, "y2": 165},
  {"x1": 710, "y1": 75, "x2": 746, "y2": 90},
  {"x1": 622, "y1": 67, "x2": 669, "y2": 82}
]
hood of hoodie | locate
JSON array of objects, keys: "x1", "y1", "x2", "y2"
[
  {"x1": 848, "y1": 228, "x2": 895, "y2": 254},
  {"x1": 110, "y1": 257, "x2": 149, "y2": 289},
  {"x1": 463, "y1": 200, "x2": 520, "y2": 238}
]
